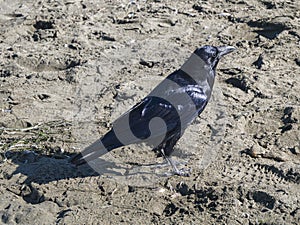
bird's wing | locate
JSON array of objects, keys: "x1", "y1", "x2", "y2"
[
  {"x1": 112, "y1": 97, "x2": 178, "y2": 144},
  {"x1": 112, "y1": 86, "x2": 208, "y2": 147}
]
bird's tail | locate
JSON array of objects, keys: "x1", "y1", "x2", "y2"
[{"x1": 70, "y1": 129, "x2": 123, "y2": 166}]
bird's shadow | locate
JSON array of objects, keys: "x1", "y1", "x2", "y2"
[
  {"x1": 4, "y1": 150, "x2": 126, "y2": 185},
  {"x1": 4, "y1": 149, "x2": 172, "y2": 187},
  {"x1": 2, "y1": 150, "x2": 144, "y2": 204}
]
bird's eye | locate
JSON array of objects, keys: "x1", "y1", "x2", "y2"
[{"x1": 212, "y1": 52, "x2": 217, "y2": 58}]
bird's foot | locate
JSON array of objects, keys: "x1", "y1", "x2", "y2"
[
  {"x1": 173, "y1": 167, "x2": 191, "y2": 177},
  {"x1": 160, "y1": 150, "x2": 191, "y2": 177}
]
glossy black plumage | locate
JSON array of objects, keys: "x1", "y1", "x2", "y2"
[{"x1": 71, "y1": 45, "x2": 235, "y2": 175}]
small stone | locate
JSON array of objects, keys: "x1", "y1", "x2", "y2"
[
  {"x1": 292, "y1": 146, "x2": 299, "y2": 155},
  {"x1": 248, "y1": 143, "x2": 266, "y2": 158}
]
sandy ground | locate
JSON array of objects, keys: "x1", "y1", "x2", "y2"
[{"x1": 0, "y1": 0, "x2": 300, "y2": 224}]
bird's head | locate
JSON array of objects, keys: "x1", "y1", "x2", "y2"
[{"x1": 195, "y1": 45, "x2": 235, "y2": 70}]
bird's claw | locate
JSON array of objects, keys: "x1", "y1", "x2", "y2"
[{"x1": 174, "y1": 168, "x2": 191, "y2": 177}]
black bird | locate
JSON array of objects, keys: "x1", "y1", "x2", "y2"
[{"x1": 71, "y1": 45, "x2": 235, "y2": 175}]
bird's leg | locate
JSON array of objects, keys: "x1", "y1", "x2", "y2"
[{"x1": 160, "y1": 149, "x2": 190, "y2": 177}]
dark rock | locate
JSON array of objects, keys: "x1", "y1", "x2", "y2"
[
  {"x1": 252, "y1": 54, "x2": 264, "y2": 69},
  {"x1": 249, "y1": 191, "x2": 276, "y2": 209},
  {"x1": 33, "y1": 20, "x2": 54, "y2": 30}
]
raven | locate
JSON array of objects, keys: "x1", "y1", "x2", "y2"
[{"x1": 71, "y1": 45, "x2": 235, "y2": 175}]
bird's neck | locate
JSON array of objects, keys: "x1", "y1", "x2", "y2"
[
  {"x1": 180, "y1": 53, "x2": 215, "y2": 88},
  {"x1": 180, "y1": 53, "x2": 215, "y2": 84}
]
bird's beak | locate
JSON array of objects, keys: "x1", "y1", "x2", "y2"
[{"x1": 217, "y1": 46, "x2": 236, "y2": 57}]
